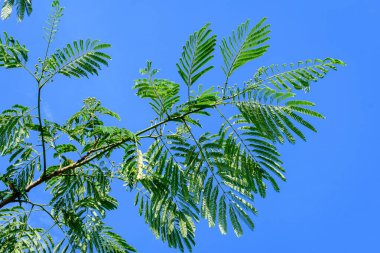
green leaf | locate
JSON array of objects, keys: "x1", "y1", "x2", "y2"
[
  {"x1": 0, "y1": 32, "x2": 29, "y2": 68},
  {"x1": 0, "y1": 104, "x2": 32, "y2": 155},
  {"x1": 44, "y1": 39, "x2": 111, "y2": 82},
  {"x1": 218, "y1": 195, "x2": 227, "y2": 235},
  {"x1": 1, "y1": 0, "x2": 32, "y2": 21},
  {"x1": 53, "y1": 143, "x2": 77, "y2": 158},
  {"x1": 208, "y1": 186, "x2": 219, "y2": 227},
  {"x1": 221, "y1": 18, "x2": 270, "y2": 80},
  {"x1": 179, "y1": 214, "x2": 188, "y2": 238},
  {"x1": 177, "y1": 23, "x2": 216, "y2": 87},
  {"x1": 43, "y1": 0, "x2": 64, "y2": 44},
  {"x1": 99, "y1": 227, "x2": 137, "y2": 252},
  {"x1": 134, "y1": 62, "x2": 180, "y2": 117},
  {"x1": 255, "y1": 58, "x2": 346, "y2": 92},
  {"x1": 237, "y1": 94, "x2": 324, "y2": 143},
  {"x1": 229, "y1": 204, "x2": 243, "y2": 237},
  {"x1": 234, "y1": 202, "x2": 255, "y2": 230}
]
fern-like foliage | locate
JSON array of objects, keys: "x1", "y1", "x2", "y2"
[
  {"x1": 235, "y1": 85, "x2": 324, "y2": 143},
  {"x1": 179, "y1": 85, "x2": 219, "y2": 114},
  {"x1": 4, "y1": 149, "x2": 39, "y2": 195},
  {"x1": 186, "y1": 132, "x2": 258, "y2": 237},
  {"x1": 220, "y1": 18, "x2": 270, "y2": 86},
  {"x1": 0, "y1": 6, "x2": 346, "y2": 253},
  {"x1": 176, "y1": 24, "x2": 216, "y2": 96},
  {"x1": 122, "y1": 140, "x2": 199, "y2": 251},
  {"x1": 44, "y1": 163, "x2": 135, "y2": 252},
  {"x1": 44, "y1": 0, "x2": 64, "y2": 44},
  {"x1": 64, "y1": 97, "x2": 125, "y2": 146},
  {"x1": 44, "y1": 39, "x2": 111, "y2": 82},
  {"x1": 0, "y1": 105, "x2": 32, "y2": 155},
  {"x1": 0, "y1": 32, "x2": 28, "y2": 68},
  {"x1": 1, "y1": 0, "x2": 32, "y2": 21},
  {"x1": 0, "y1": 206, "x2": 54, "y2": 252},
  {"x1": 0, "y1": 105, "x2": 39, "y2": 207},
  {"x1": 123, "y1": 55, "x2": 343, "y2": 243},
  {"x1": 134, "y1": 61, "x2": 180, "y2": 119},
  {"x1": 53, "y1": 209, "x2": 136, "y2": 252},
  {"x1": 253, "y1": 58, "x2": 346, "y2": 92},
  {"x1": 95, "y1": 225, "x2": 137, "y2": 253}
]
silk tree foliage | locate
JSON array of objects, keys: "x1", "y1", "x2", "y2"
[
  {"x1": 1, "y1": 0, "x2": 32, "y2": 21},
  {"x1": 0, "y1": 1, "x2": 345, "y2": 252}
]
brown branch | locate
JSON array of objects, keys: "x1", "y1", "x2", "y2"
[
  {"x1": 0, "y1": 104, "x2": 218, "y2": 210},
  {"x1": 0, "y1": 140, "x2": 120, "y2": 209}
]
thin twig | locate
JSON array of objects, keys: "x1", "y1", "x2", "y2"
[{"x1": 37, "y1": 87, "x2": 47, "y2": 176}]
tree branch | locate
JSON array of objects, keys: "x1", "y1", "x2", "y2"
[
  {"x1": 0, "y1": 102, "x2": 220, "y2": 210},
  {"x1": 37, "y1": 87, "x2": 48, "y2": 176},
  {"x1": 0, "y1": 139, "x2": 122, "y2": 209}
]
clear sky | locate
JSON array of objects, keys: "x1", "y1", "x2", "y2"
[{"x1": 1, "y1": 0, "x2": 379, "y2": 252}]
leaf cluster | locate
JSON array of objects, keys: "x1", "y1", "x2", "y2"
[
  {"x1": 0, "y1": 2, "x2": 346, "y2": 252},
  {"x1": 1, "y1": 0, "x2": 32, "y2": 21},
  {"x1": 0, "y1": 32, "x2": 28, "y2": 68}
]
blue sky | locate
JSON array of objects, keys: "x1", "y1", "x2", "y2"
[{"x1": 1, "y1": 0, "x2": 379, "y2": 252}]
